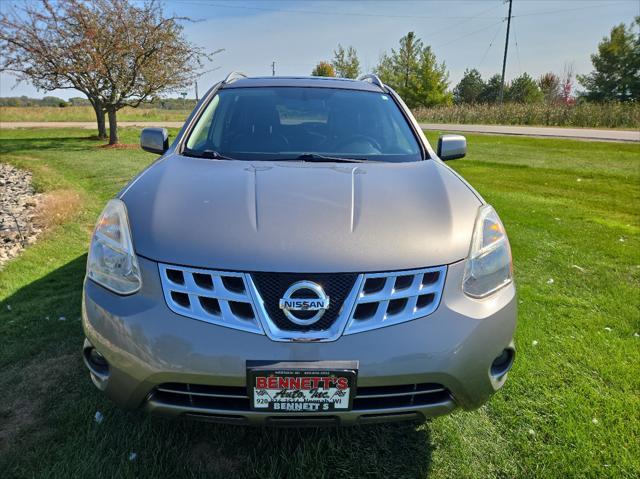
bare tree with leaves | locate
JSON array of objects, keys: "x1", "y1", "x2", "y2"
[
  {"x1": 538, "y1": 72, "x2": 561, "y2": 104},
  {"x1": 0, "y1": 0, "x2": 218, "y2": 144}
]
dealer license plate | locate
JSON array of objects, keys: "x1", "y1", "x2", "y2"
[{"x1": 247, "y1": 361, "x2": 357, "y2": 413}]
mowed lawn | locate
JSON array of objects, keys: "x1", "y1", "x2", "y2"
[{"x1": 0, "y1": 128, "x2": 638, "y2": 478}]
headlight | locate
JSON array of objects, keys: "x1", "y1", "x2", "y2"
[
  {"x1": 87, "y1": 199, "x2": 141, "y2": 295},
  {"x1": 462, "y1": 205, "x2": 513, "y2": 298}
]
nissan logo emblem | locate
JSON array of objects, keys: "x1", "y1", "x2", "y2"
[{"x1": 278, "y1": 281, "x2": 330, "y2": 325}]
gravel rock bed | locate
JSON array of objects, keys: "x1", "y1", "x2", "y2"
[{"x1": 0, "y1": 163, "x2": 43, "y2": 268}]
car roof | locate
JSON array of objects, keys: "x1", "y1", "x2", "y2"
[{"x1": 221, "y1": 76, "x2": 385, "y2": 92}]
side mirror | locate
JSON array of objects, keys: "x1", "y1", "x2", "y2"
[
  {"x1": 437, "y1": 134, "x2": 466, "y2": 160},
  {"x1": 140, "y1": 128, "x2": 169, "y2": 154}
]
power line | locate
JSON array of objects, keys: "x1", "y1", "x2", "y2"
[
  {"x1": 182, "y1": 1, "x2": 504, "y2": 20},
  {"x1": 512, "y1": 18, "x2": 523, "y2": 76},
  {"x1": 478, "y1": 21, "x2": 504, "y2": 68},
  {"x1": 434, "y1": 19, "x2": 505, "y2": 48},
  {"x1": 179, "y1": 0, "x2": 630, "y2": 21},
  {"x1": 424, "y1": 1, "x2": 504, "y2": 41},
  {"x1": 513, "y1": 2, "x2": 632, "y2": 18}
]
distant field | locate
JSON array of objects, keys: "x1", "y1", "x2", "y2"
[
  {"x1": 0, "y1": 106, "x2": 191, "y2": 122},
  {"x1": 0, "y1": 128, "x2": 638, "y2": 478},
  {"x1": 414, "y1": 102, "x2": 640, "y2": 129}
]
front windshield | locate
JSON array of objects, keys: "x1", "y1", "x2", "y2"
[{"x1": 184, "y1": 86, "x2": 422, "y2": 162}]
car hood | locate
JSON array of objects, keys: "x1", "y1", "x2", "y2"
[{"x1": 122, "y1": 155, "x2": 481, "y2": 272}]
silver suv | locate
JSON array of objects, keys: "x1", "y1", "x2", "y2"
[{"x1": 82, "y1": 73, "x2": 516, "y2": 426}]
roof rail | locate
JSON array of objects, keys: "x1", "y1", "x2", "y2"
[
  {"x1": 358, "y1": 73, "x2": 384, "y2": 89},
  {"x1": 222, "y1": 71, "x2": 248, "y2": 85}
]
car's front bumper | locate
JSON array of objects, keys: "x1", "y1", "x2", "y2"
[{"x1": 82, "y1": 256, "x2": 516, "y2": 425}]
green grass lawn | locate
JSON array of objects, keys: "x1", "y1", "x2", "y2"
[{"x1": 0, "y1": 128, "x2": 638, "y2": 478}]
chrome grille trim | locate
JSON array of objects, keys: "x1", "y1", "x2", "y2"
[
  {"x1": 158, "y1": 263, "x2": 446, "y2": 339},
  {"x1": 151, "y1": 382, "x2": 452, "y2": 412},
  {"x1": 356, "y1": 387, "x2": 446, "y2": 399},
  {"x1": 246, "y1": 273, "x2": 365, "y2": 342},
  {"x1": 344, "y1": 266, "x2": 447, "y2": 335},
  {"x1": 158, "y1": 264, "x2": 263, "y2": 334},
  {"x1": 155, "y1": 387, "x2": 247, "y2": 399}
]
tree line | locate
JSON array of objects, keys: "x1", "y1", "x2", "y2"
[
  {"x1": 0, "y1": 96, "x2": 198, "y2": 110},
  {"x1": 312, "y1": 17, "x2": 639, "y2": 108}
]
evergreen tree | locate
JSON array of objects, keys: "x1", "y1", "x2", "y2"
[
  {"x1": 507, "y1": 73, "x2": 544, "y2": 103},
  {"x1": 478, "y1": 74, "x2": 504, "y2": 103},
  {"x1": 453, "y1": 69, "x2": 485, "y2": 104},
  {"x1": 376, "y1": 32, "x2": 451, "y2": 108}
]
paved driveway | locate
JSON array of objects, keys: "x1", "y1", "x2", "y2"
[{"x1": 419, "y1": 123, "x2": 639, "y2": 143}]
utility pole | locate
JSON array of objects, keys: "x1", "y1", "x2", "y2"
[
  {"x1": 195, "y1": 81, "x2": 199, "y2": 102},
  {"x1": 498, "y1": 0, "x2": 513, "y2": 105},
  {"x1": 271, "y1": 61, "x2": 276, "y2": 76}
]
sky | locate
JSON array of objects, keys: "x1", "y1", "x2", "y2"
[{"x1": 0, "y1": 0, "x2": 638, "y2": 100}]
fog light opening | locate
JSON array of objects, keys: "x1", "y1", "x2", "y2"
[
  {"x1": 84, "y1": 345, "x2": 110, "y2": 377},
  {"x1": 491, "y1": 348, "x2": 515, "y2": 379}
]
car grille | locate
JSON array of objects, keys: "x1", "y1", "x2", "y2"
[
  {"x1": 158, "y1": 263, "x2": 446, "y2": 339},
  {"x1": 151, "y1": 382, "x2": 451, "y2": 412},
  {"x1": 250, "y1": 272, "x2": 358, "y2": 331},
  {"x1": 158, "y1": 264, "x2": 263, "y2": 334},
  {"x1": 344, "y1": 266, "x2": 446, "y2": 335}
]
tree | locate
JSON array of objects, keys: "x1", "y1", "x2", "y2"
[
  {"x1": 0, "y1": 0, "x2": 216, "y2": 143},
  {"x1": 453, "y1": 69, "x2": 485, "y2": 104},
  {"x1": 376, "y1": 32, "x2": 451, "y2": 108},
  {"x1": 478, "y1": 74, "x2": 504, "y2": 104},
  {"x1": 311, "y1": 61, "x2": 336, "y2": 77},
  {"x1": 538, "y1": 72, "x2": 561, "y2": 103},
  {"x1": 507, "y1": 73, "x2": 543, "y2": 103},
  {"x1": 578, "y1": 17, "x2": 640, "y2": 102},
  {"x1": 332, "y1": 44, "x2": 360, "y2": 79}
]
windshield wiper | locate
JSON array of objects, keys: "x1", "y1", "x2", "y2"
[
  {"x1": 182, "y1": 148, "x2": 238, "y2": 161},
  {"x1": 295, "y1": 153, "x2": 374, "y2": 163}
]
